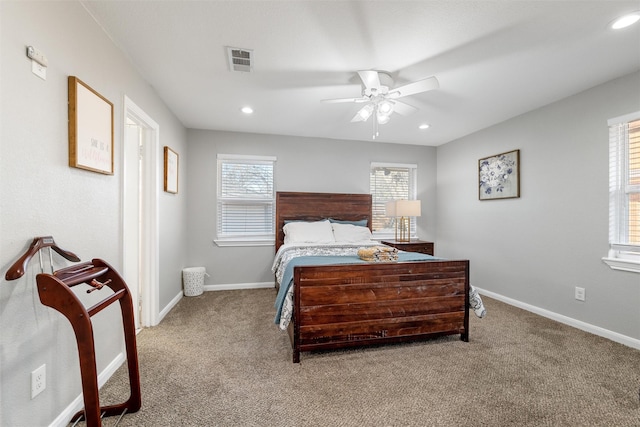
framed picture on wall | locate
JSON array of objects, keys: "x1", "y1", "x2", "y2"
[
  {"x1": 164, "y1": 146, "x2": 179, "y2": 194},
  {"x1": 68, "y1": 76, "x2": 114, "y2": 175},
  {"x1": 479, "y1": 149, "x2": 520, "y2": 200}
]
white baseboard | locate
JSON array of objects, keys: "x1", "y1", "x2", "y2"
[
  {"x1": 159, "y1": 291, "x2": 183, "y2": 322},
  {"x1": 161, "y1": 283, "x2": 274, "y2": 320},
  {"x1": 50, "y1": 352, "x2": 126, "y2": 427},
  {"x1": 477, "y1": 288, "x2": 640, "y2": 351},
  {"x1": 203, "y1": 281, "x2": 275, "y2": 291}
]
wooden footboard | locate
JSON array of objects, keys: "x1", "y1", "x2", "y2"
[{"x1": 290, "y1": 260, "x2": 469, "y2": 363}]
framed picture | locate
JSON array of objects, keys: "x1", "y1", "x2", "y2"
[
  {"x1": 68, "y1": 76, "x2": 114, "y2": 174},
  {"x1": 479, "y1": 149, "x2": 520, "y2": 200},
  {"x1": 164, "y1": 146, "x2": 179, "y2": 194}
]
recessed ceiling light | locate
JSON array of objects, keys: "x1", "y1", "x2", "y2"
[
  {"x1": 418, "y1": 124, "x2": 430, "y2": 130},
  {"x1": 241, "y1": 106, "x2": 254, "y2": 114},
  {"x1": 611, "y1": 12, "x2": 640, "y2": 30}
]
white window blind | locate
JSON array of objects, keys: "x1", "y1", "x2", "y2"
[
  {"x1": 217, "y1": 155, "x2": 276, "y2": 244},
  {"x1": 370, "y1": 162, "x2": 417, "y2": 238},
  {"x1": 605, "y1": 113, "x2": 640, "y2": 272}
]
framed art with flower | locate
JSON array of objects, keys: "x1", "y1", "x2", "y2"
[{"x1": 479, "y1": 149, "x2": 520, "y2": 200}]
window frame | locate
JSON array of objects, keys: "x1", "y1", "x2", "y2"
[
  {"x1": 602, "y1": 112, "x2": 640, "y2": 273},
  {"x1": 214, "y1": 154, "x2": 276, "y2": 247},
  {"x1": 369, "y1": 162, "x2": 418, "y2": 240}
]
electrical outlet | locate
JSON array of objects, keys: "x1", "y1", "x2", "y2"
[
  {"x1": 575, "y1": 286, "x2": 586, "y2": 302},
  {"x1": 31, "y1": 364, "x2": 46, "y2": 399}
]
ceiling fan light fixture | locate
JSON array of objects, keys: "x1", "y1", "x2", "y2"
[
  {"x1": 376, "y1": 111, "x2": 391, "y2": 124},
  {"x1": 378, "y1": 100, "x2": 394, "y2": 115},
  {"x1": 358, "y1": 104, "x2": 375, "y2": 121}
]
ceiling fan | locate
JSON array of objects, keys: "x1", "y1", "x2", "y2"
[{"x1": 322, "y1": 70, "x2": 439, "y2": 139}]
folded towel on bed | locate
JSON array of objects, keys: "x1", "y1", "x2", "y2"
[{"x1": 357, "y1": 246, "x2": 398, "y2": 262}]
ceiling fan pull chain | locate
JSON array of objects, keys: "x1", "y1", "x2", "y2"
[{"x1": 373, "y1": 110, "x2": 379, "y2": 139}]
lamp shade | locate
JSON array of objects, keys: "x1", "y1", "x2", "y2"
[
  {"x1": 385, "y1": 200, "x2": 421, "y2": 217},
  {"x1": 395, "y1": 200, "x2": 421, "y2": 217},
  {"x1": 385, "y1": 200, "x2": 397, "y2": 216}
]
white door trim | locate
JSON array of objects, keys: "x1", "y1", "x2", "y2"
[{"x1": 122, "y1": 96, "x2": 160, "y2": 327}]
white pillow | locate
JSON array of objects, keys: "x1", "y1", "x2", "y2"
[
  {"x1": 331, "y1": 222, "x2": 373, "y2": 243},
  {"x1": 283, "y1": 220, "x2": 335, "y2": 244}
]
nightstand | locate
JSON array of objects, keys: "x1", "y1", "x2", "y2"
[{"x1": 381, "y1": 239, "x2": 434, "y2": 256}]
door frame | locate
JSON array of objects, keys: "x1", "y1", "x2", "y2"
[{"x1": 122, "y1": 95, "x2": 160, "y2": 327}]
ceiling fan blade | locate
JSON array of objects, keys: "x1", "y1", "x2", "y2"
[
  {"x1": 357, "y1": 70, "x2": 381, "y2": 91},
  {"x1": 388, "y1": 76, "x2": 439, "y2": 99},
  {"x1": 321, "y1": 97, "x2": 369, "y2": 104},
  {"x1": 391, "y1": 100, "x2": 418, "y2": 116}
]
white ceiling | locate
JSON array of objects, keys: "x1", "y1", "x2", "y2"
[{"x1": 81, "y1": 1, "x2": 640, "y2": 146}]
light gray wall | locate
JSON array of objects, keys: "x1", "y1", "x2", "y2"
[
  {"x1": 186, "y1": 130, "x2": 437, "y2": 286},
  {"x1": 0, "y1": 1, "x2": 188, "y2": 425},
  {"x1": 437, "y1": 71, "x2": 640, "y2": 341},
  {"x1": 3, "y1": 2, "x2": 637, "y2": 425}
]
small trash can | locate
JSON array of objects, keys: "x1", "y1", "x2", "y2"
[{"x1": 182, "y1": 267, "x2": 207, "y2": 297}]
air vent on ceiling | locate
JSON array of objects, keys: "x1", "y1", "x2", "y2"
[{"x1": 226, "y1": 47, "x2": 253, "y2": 73}]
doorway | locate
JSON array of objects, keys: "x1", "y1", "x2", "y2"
[{"x1": 123, "y1": 96, "x2": 160, "y2": 328}]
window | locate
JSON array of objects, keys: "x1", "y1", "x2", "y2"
[
  {"x1": 603, "y1": 112, "x2": 640, "y2": 273},
  {"x1": 215, "y1": 154, "x2": 276, "y2": 246},
  {"x1": 370, "y1": 162, "x2": 418, "y2": 238}
]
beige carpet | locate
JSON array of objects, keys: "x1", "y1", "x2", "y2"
[{"x1": 87, "y1": 289, "x2": 639, "y2": 426}]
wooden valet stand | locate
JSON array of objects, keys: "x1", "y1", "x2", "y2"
[{"x1": 5, "y1": 236, "x2": 141, "y2": 427}]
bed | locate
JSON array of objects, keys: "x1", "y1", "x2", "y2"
[{"x1": 273, "y1": 191, "x2": 476, "y2": 363}]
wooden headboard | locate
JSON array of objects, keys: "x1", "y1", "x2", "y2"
[{"x1": 275, "y1": 192, "x2": 372, "y2": 252}]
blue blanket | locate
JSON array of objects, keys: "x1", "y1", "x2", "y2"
[{"x1": 274, "y1": 252, "x2": 440, "y2": 324}]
